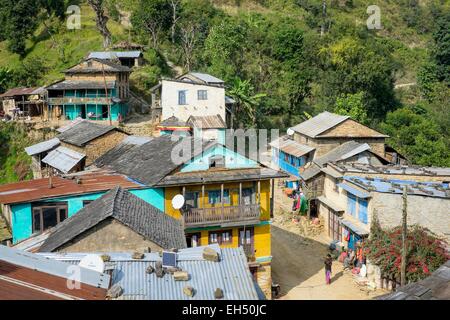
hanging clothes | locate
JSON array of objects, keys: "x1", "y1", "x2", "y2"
[{"x1": 300, "y1": 193, "x2": 308, "y2": 213}]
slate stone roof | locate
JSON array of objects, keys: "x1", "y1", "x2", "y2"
[
  {"x1": 96, "y1": 134, "x2": 216, "y2": 186},
  {"x1": 187, "y1": 114, "x2": 227, "y2": 129},
  {"x1": 94, "y1": 136, "x2": 152, "y2": 168},
  {"x1": 158, "y1": 116, "x2": 188, "y2": 128},
  {"x1": 301, "y1": 141, "x2": 373, "y2": 181},
  {"x1": 57, "y1": 121, "x2": 122, "y2": 147},
  {"x1": 39, "y1": 187, "x2": 186, "y2": 252},
  {"x1": 377, "y1": 261, "x2": 450, "y2": 300},
  {"x1": 46, "y1": 80, "x2": 116, "y2": 91},
  {"x1": 65, "y1": 58, "x2": 131, "y2": 74}
]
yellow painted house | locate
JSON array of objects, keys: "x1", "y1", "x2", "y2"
[{"x1": 156, "y1": 143, "x2": 287, "y2": 298}]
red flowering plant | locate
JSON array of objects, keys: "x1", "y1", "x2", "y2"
[{"x1": 366, "y1": 212, "x2": 449, "y2": 282}]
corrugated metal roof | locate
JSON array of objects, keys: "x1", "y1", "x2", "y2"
[
  {"x1": 331, "y1": 163, "x2": 450, "y2": 177},
  {"x1": 25, "y1": 138, "x2": 60, "y2": 156},
  {"x1": 46, "y1": 80, "x2": 116, "y2": 91},
  {"x1": 338, "y1": 182, "x2": 372, "y2": 199},
  {"x1": 187, "y1": 115, "x2": 227, "y2": 129},
  {"x1": 340, "y1": 217, "x2": 369, "y2": 236},
  {"x1": 188, "y1": 72, "x2": 224, "y2": 84},
  {"x1": 88, "y1": 51, "x2": 142, "y2": 59},
  {"x1": 0, "y1": 245, "x2": 110, "y2": 289},
  {"x1": 42, "y1": 146, "x2": 86, "y2": 173},
  {"x1": 270, "y1": 136, "x2": 315, "y2": 157},
  {"x1": 40, "y1": 245, "x2": 260, "y2": 300},
  {"x1": 0, "y1": 87, "x2": 41, "y2": 98},
  {"x1": 343, "y1": 176, "x2": 450, "y2": 199},
  {"x1": 317, "y1": 196, "x2": 344, "y2": 212},
  {"x1": 291, "y1": 112, "x2": 349, "y2": 138},
  {"x1": 0, "y1": 172, "x2": 142, "y2": 205}
]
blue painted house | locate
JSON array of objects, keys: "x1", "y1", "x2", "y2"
[
  {"x1": 270, "y1": 136, "x2": 315, "y2": 178},
  {"x1": 0, "y1": 174, "x2": 165, "y2": 244},
  {"x1": 45, "y1": 58, "x2": 131, "y2": 121}
]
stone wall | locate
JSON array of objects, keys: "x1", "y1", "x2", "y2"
[
  {"x1": 370, "y1": 193, "x2": 450, "y2": 242},
  {"x1": 257, "y1": 263, "x2": 272, "y2": 299},
  {"x1": 57, "y1": 218, "x2": 163, "y2": 252},
  {"x1": 61, "y1": 129, "x2": 128, "y2": 166}
]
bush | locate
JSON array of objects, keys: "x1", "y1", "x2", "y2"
[{"x1": 366, "y1": 217, "x2": 448, "y2": 282}]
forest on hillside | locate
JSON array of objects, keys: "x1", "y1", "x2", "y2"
[{"x1": 0, "y1": 0, "x2": 449, "y2": 167}]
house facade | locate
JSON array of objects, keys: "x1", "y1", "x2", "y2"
[
  {"x1": 151, "y1": 72, "x2": 234, "y2": 124},
  {"x1": 316, "y1": 163, "x2": 450, "y2": 248},
  {"x1": 45, "y1": 58, "x2": 131, "y2": 121},
  {"x1": 0, "y1": 87, "x2": 46, "y2": 119}
]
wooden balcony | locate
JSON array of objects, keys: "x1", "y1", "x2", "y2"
[
  {"x1": 48, "y1": 97, "x2": 111, "y2": 105},
  {"x1": 183, "y1": 204, "x2": 261, "y2": 227}
]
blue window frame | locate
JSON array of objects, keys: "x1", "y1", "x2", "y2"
[
  {"x1": 208, "y1": 190, "x2": 230, "y2": 204},
  {"x1": 347, "y1": 193, "x2": 357, "y2": 217},
  {"x1": 178, "y1": 90, "x2": 187, "y2": 105},
  {"x1": 197, "y1": 90, "x2": 208, "y2": 100},
  {"x1": 358, "y1": 198, "x2": 368, "y2": 224}
]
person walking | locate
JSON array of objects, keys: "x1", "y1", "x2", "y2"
[{"x1": 324, "y1": 254, "x2": 333, "y2": 285}]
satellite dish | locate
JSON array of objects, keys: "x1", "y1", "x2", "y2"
[
  {"x1": 287, "y1": 128, "x2": 295, "y2": 136},
  {"x1": 172, "y1": 194, "x2": 185, "y2": 210},
  {"x1": 79, "y1": 254, "x2": 105, "y2": 273}
]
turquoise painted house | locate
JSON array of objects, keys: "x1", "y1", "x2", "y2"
[
  {"x1": 45, "y1": 58, "x2": 131, "y2": 121},
  {"x1": 0, "y1": 174, "x2": 165, "y2": 244},
  {"x1": 270, "y1": 136, "x2": 315, "y2": 178}
]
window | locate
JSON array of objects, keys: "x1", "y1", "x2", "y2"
[
  {"x1": 186, "y1": 233, "x2": 201, "y2": 247},
  {"x1": 197, "y1": 90, "x2": 208, "y2": 100},
  {"x1": 178, "y1": 90, "x2": 187, "y2": 105},
  {"x1": 185, "y1": 191, "x2": 199, "y2": 208},
  {"x1": 358, "y1": 198, "x2": 368, "y2": 224},
  {"x1": 284, "y1": 153, "x2": 289, "y2": 162},
  {"x1": 239, "y1": 227, "x2": 255, "y2": 258},
  {"x1": 209, "y1": 229, "x2": 233, "y2": 245},
  {"x1": 347, "y1": 194, "x2": 357, "y2": 217},
  {"x1": 241, "y1": 188, "x2": 255, "y2": 205},
  {"x1": 209, "y1": 155, "x2": 225, "y2": 168},
  {"x1": 32, "y1": 202, "x2": 68, "y2": 234},
  {"x1": 208, "y1": 190, "x2": 230, "y2": 205},
  {"x1": 82, "y1": 200, "x2": 94, "y2": 207}
]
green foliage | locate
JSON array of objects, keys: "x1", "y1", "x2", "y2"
[
  {"x1": 432, "y1": 11, "x2": 450, "y2": 84},
  {"x1": 227, "y1": 77, "x2": 266, "y2": 127},
  {"x1": 0, "y1": 123, "x2": 34, "y2": 184},
  {"x1": 334, "y1": 91, "x2": 368, "y2": 125},
  {"x1": 380, "y1": 107, "x2": 450, "y2": 167},
  {"x1": 204, "y1": 19, "x2": 247, "y2": 83},
  {"x1": 367, "y1": 221, "x2": 448, "y2": 282}
]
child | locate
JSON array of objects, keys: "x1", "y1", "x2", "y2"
[{"x1": 324, "y1": 254, "x2": 333, "y2": 285}]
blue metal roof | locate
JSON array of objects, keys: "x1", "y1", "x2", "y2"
[
  {"x1": 39, "y1": 245, "x2": 260, "y2": 300},
  {"x1": 343, "y1": 176, "x2": 449, "y2": 199},
  {"x1": 338, "y1": 182, "x2": 371, "y2": 199}
]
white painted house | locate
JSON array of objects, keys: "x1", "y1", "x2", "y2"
[{"x1": 150, "y1": 72, "x2": 234, "y2": 125}]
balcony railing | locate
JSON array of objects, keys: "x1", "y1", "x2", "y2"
[
  {"x1": 48, "y1": 97, "x2": 112, "y2": 105},
  {"x1": 183, "y1": 204, "x2": 260, "y2": 227}
]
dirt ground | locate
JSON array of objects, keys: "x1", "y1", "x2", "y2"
[{"x1": 271, "y1": 181, "x2": 387, "y2": 300}]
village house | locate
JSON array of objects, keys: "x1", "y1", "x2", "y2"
[
  {"x1": 0, "y1": 87, "x2": 46, "y2": 119},
  {"x1": 87, "y1": 51, "x2": 144, "y2": 68},
  {"x1": 300, "y1": 141, "x2": 390, "y2": 216},
  {"x1": 315, "y1": 162, "x2": 450, "y2": 249},
  {"x1": 0, "y1": 245, "x2": 109, "y2": 300},
  {"x1": 150, "y1": 72, "x2": 235, "y2": 125},
  {"x1": 24, "y1": 120, "x2": 129, "y2": 177},
  {"x1": 288, "y1": 111, "x2": 390, "y2": 159},
  {"x1": 92, "y1": 134, "x2": 287, "y2": 298},
  {"x1": 37, "y1": 187, "x2": 186, "y2": 253},
  {"x1": 45, "y1": 58, "x2": 131, "y2": 122},
  {"x1": 0, "y1": 172, "x2": 161, "y2": 244}
]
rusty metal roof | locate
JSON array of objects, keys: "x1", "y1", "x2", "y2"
[
  {"x1": 0, "y1": 87, "x2": 41, "y2": 98},
  {"x1": 0, "y1": 173, "x2": 143, "y2": 205},
  {"x1": 187, "y1": 114, "x2": 227, "y2": 129}
]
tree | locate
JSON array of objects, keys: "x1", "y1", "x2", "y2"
[
  {"x1": 204, "y1": 20, "x2": 247, "y2": 82},
  {"x1": 131, "y1": 0, "x2": 171, "y2": 49},
  {"x1": 432, "y1": 11, "x2": 450, "y2": 84},
  {"x1": 334, "y1": 92, "x2": 368, "y2": 124},
  {"x1": 0, "y1": 0, "x2": 40, "y2": 55},
  {"x1": 227, "y1": 77, "x2": 266, "y2": 127},
  {"x1": 87, "y1": 0, "x2": 112, "y2": 48},
  {"x1": 169, "y1": 0, "x2": 181, "y2": 44},
  {"x1": 380, "y1": 107, "x2": 450, "y2": 167}
]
